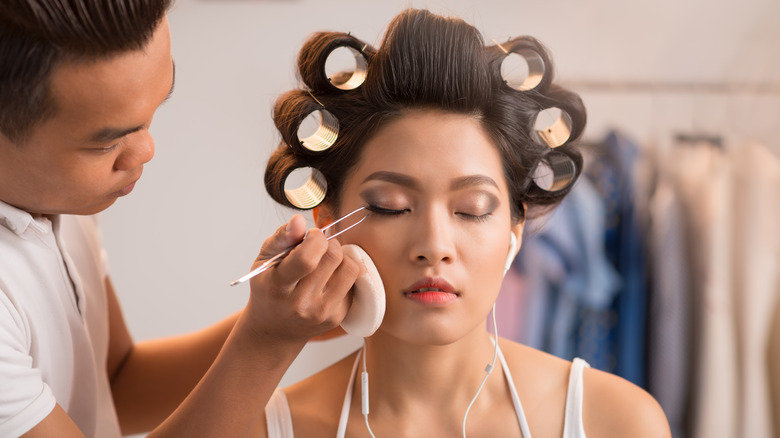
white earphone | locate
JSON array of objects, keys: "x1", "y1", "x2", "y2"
[{"x1": 504, "y1": 232, "x2": 519, "y2": 276}]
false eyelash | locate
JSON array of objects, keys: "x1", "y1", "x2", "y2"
[{"x1": 365, "y1": 204, "x2": 407, "y2": 215}]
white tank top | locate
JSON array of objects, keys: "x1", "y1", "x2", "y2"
[{"x1": 266, "y1": 346, "x2": 589, "y2": 438}]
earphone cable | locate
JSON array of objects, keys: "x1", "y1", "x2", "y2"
[
  {"x1": 361, "y1": 304, "x2": 499, "y2": 438},
  {"x1": 362, "y1": 339, "x2": 377, "y2": 438},
  {"x1": 461, "y1": 303, "x2": 499, "y2": 438}
]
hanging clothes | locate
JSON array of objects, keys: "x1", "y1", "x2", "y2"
[
  {"x1": 664, "y1": 139, "x2": 780, "y2": 438},
  {"x1": 646, "y1": 167, "x2": 691, "y2": 438},
  {"x1": 500, "y1": 177, "x2": 621, "y2": 369},
  {"x1": 727, "y1": 142, "x2": 780, "y2": 438},
  {"x1": 668, "y1": 139, "x2": 737, "y2": 438},
  {"x1": 583, "y1": 131, "x2": 650, "y2": 387},
  {"x1": 497, "y1": 128, "x2": 780, "y2": 438}
]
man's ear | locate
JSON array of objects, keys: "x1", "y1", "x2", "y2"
[{"x1": 312, "y1": 205, "x2": 336, "y2": 228}]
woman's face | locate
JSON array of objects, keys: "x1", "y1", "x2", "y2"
[{"x1": 328, "y1": 110, "x2": 522, "y2": 345}]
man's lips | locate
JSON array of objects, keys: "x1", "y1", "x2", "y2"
[
  {"x1": 112, "y1": 171, "x2": 143, "y2": 197},
  {"x1": 112, "y1": 180, "x2": 138, "y2": 197}
]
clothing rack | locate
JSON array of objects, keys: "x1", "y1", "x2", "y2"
[
  {"x1": 675, "y1": 133, "x2": 723, "y2": 148},
  {"x1": 559, "y1": 80, "x2": 780, "y2": 95}
]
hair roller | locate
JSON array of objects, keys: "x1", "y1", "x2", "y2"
[
  {"x1": 265, "y1": 147, "x2": 329, "y2": 210},
  {"x1": 298, "y1": 32, "x2": 375, "y2": 93},
  {"x1": 282, "y1": 166, "x2": 328, "y2": 209},
  {"x1": 264, "y1": 145, "x2": 328, "y2": 210},
  {"x1": 487, "y1": 36, "x2": 553, "y2": 93},
  {"x1": 530, "y1": 106, "x2": 573, "y2": 148},
  {"x1": 528, "y1": 85, "x2": 587, "y2": 148},
  {"x1": 273, "y1": 90, "x2": 340, "y2": 156},
  {"x1": 524, "y1": 145, "x2": 582, "y2": 200}
]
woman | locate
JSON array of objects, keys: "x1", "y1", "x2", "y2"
[{"x1": 256, "y1": 9, "x2": 670, "y2": 438}]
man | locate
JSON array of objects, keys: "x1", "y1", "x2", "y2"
[{"x1": 0, "y1": 1, "x2": 358, "y2": 436}]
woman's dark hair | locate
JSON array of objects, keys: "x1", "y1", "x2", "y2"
[
  {"x1": 0, "y1": 0, "x2": 173, "y2": 143},
  {"x1": 265, "y1": 8, "x2": 586, "y2": 221}
]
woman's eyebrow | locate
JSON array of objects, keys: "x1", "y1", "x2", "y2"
[
  {"x1": 450, "y1": 175, "x2": 499, "y2": 191},
  {"x1": 362, "y1": 171, "x2": 418, "y2": 189},
  {"x1": 362, "y1": 172, "x2": 499, "y2": 191}
]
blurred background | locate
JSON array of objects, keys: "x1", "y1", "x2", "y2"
[{"x1": 101, "y1": 1, "x2": 780, "y2": 437}]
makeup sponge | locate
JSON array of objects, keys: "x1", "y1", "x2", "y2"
[{"x1": 340, "y1": 244, "x2": 386, "y2": 337}]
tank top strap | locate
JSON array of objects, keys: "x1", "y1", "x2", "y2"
[
  {"x1": 265, "y1": 387, "x2": 294, "y2": 438},
  {"x1": 336, "y1": 350, "x2": 362, "y2": 438},
  {"x1": 562, "y1": 357, "x2": 590, "y2": 438}
]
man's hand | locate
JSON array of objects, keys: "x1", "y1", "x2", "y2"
[
  {"x1": 244, "y1": 214, "x2": 359, "y2": 342},
  {"x1": 141, "y1": 215, "x2": 360, "y2": 438}
]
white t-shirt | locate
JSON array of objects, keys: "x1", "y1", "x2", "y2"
[{"x1": 0, "y1": 200, "x2": 121, "y2": 437}]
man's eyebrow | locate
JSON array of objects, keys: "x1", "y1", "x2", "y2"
[
  {"x1": 163, "y1": 60, "x2": 176, "y2": 103},
  {"x1": 89, "y1": 124, "x2": 145, "y2": 143}
]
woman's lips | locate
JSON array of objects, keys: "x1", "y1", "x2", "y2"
[
  {"x1": 404, "y1": 277, "x2": 459, "y2": 305},
  {"x1": 405, "y1": 290, "x2": 459, "y2": 305}
]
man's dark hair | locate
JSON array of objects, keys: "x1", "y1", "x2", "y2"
[{"x1": 0, "y1": 0, "x2": 173, "y2": 143}]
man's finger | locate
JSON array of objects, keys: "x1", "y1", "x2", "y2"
[
  {"x1": 281, "y1": 233, "x2": 341, "y2": 294},
  {"x1": 316, "y1": 251, "x2": 361, "y2": 327},
  {"x1": 256, "y1": 214, "x2": 307, "y2": 261},
  {"x1": 269, "y1": 228, "x2": 330, "y2": 287}
]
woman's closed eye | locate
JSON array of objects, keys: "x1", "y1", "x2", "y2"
[
  {"x1": 456, "y1": 210, "x2": 493, "y2": 223},
  {"x1": 366, "y1": 204, "x2": 409, "y2": 216},
  {"x1": 367, "y1": 203, "x2": 493, "y2": 223},
  {"x1": 454, "y1": 193, "x2": 498, "y2": 223}
]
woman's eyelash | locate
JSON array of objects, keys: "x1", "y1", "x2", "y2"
[
  {"x1": 457, "y1": 212, "x2": 492, "y2": 223},
  {"x1": 366, "y1": 204, "x2": 407, "y2": 215},
  {"x1": 366, "y1": 204, "x2": 492, "y2": 222}
]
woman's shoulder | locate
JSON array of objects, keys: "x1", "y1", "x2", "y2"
[
  {"x1": 580, "y1": 365, "x2": 671, "y2": 437},
  {"x1": 497, "y1": 339, "x2": 670, "y2": 437},
  {"x1": 497, "y1": 337, "x2": 572, "y2": 386}
]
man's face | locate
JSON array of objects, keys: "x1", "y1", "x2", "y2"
[{"x1": 0, "y1": 17, "x2": 174, "y2": 216}]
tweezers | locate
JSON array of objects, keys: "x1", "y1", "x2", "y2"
[{"x1": 229, "y1": 206, "x2": 369, "y2": 286}]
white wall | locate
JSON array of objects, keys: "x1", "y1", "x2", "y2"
[{"x1": 101, "y1": 0, "x2": 780, "y2": 391}]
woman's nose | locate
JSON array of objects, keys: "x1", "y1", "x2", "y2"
[
  {"x1": 113, "y1": 131, "x2": 155, "y2": 171},
  {"x1": 408, "y1": 208, "x2": 456, "y2": 266}
]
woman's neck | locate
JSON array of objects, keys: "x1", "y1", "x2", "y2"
[{"x1": 360, "y1": 328, "x2": 501, "y2": 415}]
